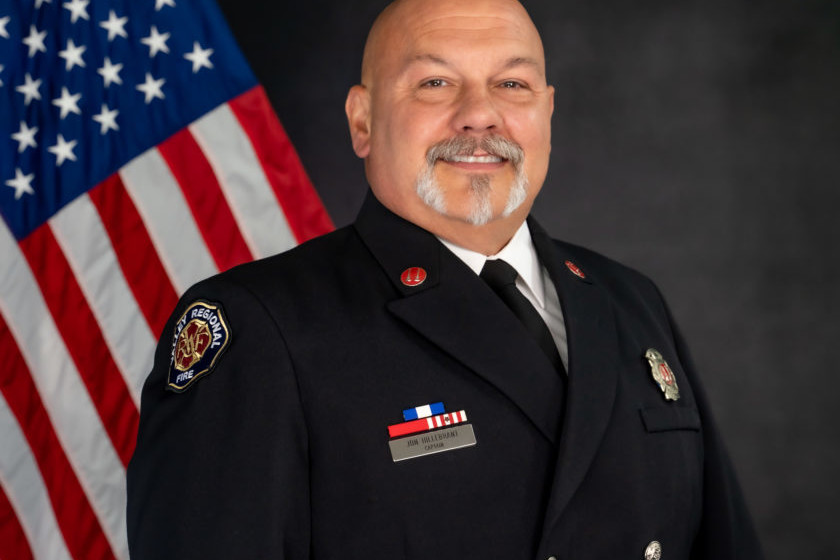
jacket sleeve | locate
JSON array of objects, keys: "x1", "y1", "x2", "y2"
[
  {"x1": 126, "y1": 277, "x2": 310, "y2": 559},
  {"x1": 651, "y1": 283, "x2": 764, "y2": 559}
]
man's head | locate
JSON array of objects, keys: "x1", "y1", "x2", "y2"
[{"x1": 346, "y1": 0, "x2": 554, "y2": 254}]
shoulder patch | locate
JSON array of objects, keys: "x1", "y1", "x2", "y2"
[{"x1": 166, "y1": 300, "x2": 232, "y2": 392}]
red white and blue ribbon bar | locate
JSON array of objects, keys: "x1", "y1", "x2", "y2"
[
  {"x1": 402, "y1": 401, "x2": 445, "y2": 421},
  {"x1": 388, "y1": 410, "x2": 468, "y2": 439}
]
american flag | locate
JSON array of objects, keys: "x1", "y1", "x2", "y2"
[{"x1": 0, "y1": 0, "x2": 333, "y2": 558}]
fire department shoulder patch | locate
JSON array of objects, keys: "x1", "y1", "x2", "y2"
[{"x1": 166, "y1": 300, "x2": 231, "y2": 392}]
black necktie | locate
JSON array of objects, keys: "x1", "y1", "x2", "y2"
[{"x1": 480, "y1": 259, "x2": 565, "y2": 374}]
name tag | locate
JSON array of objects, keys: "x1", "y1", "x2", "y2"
[{"x1": 389, "y1": 424, "x2": 476, "y2": 462}]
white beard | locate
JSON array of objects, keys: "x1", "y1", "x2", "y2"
[{"x1": 415, "y1": 135, "x2": 529, "y2": 226}]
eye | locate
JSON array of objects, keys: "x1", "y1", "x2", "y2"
[
  {"x1": 499, "y1": 80, "x2": 526, "y2": 89},
  {"x1": 421, "y1": 78, "x2": 449, "y2": 88}
]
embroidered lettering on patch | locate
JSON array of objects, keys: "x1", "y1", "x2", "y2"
[{"x1": 166, "y1": 300, "x2": 231, "y2": 392}]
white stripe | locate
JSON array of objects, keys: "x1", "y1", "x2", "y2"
[
  {"x1": 416, "y1": 404, "x2": 432, "y2": 419},
  {"x1": 459, "y1": 410, "x2": 467, "y2": 422},
  {"x1": 435, "y1": 416, "x2": 442, "y2": 428},
  {"x1": 50, "y1": 195, "x2": 153, "y2": 406},
  {"x1": 0, "y1": 393, "x2": 73, "y2": 560},
  {"x1": 0, "y1": 224, "x2": 129, "y2": 560},
  {"x1": 190, "y1": 103, "x2": 298, "y2": 259},
  {"x1": 426, "y1": 418, "x2": 434, "y2": 430},
  {"x1": 120, "y1": 147, "x2": 218, "y2": 294}
]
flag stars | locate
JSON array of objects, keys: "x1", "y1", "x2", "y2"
[
  {"x1": 52, "y1": 86, "x2": 82, "y2": 119},
  {"x1": 155, "y1": 0, "x2": 176, "y2": 11},
  {"x1": 184, "y1": 42, "x2": 214, "y2": 73},
  {"x1": 136, "y1": 72, "x2": 165, "y2": 103},
  {"x1": 16, "y1": 73, "x2": 42, "y2": 105},
  {"x1": 100, "y1": 10, "x2": 128, "y2": 41},
  {"x1": 0, "y1": 64, "x2": 4, "y2": 87},
  {"x1": 141, "y1": 26, "x2": 170, "y2": 57},
  {"x1": 48, "y1": 134, "x2": 78, "y2": 166},
  {"x1": 58, "y1": 38, "x2": 86, "y2": 71},
  {"x1": 63, "y1": 0, "x2": 90, "y2": 24},
  {"x1": 92, "y1": 104, "x2": 119, "y2": 134},
  {"x1": 0, "y1": 15, "x2": 10, "y2": 39},
  {"x1": 11, "y1": 122, "x2": 38, "y2": 153},
  {"x1": 23, "y1": 25, "x2": 47, "y2": 57},
  {"x1": 6, "y1": 168, "x2": 35, "y2": 200},
  {"x1": 97, "y1": 57, "x2": 123, "y2": 87}
]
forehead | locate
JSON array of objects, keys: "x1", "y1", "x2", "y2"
[
  {"x1": 372, "y1": 0, "x2": 546, "y2": 76},
  {"x1": 414, "y1": 15, "x2": 538, "y2": 52},
  {"x1": 402, "y1": 6, "x2": 539, "y2": 42}
]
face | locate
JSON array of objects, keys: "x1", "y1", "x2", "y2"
[{"x1": 347, "y1": 0, "x2": 554, "y2": 236}]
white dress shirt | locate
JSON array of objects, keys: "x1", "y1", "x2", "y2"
[{"x1": 438, "y1": 222, "x2": 569, "y2": 372}]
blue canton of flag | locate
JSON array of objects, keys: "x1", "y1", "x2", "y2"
[{"x1": 0, "y1": 0, "x2": 255, "y2": 239}]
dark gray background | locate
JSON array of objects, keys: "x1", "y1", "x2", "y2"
[{"x1": 217, "y1": 0, "x2": 840, "y2": 556}]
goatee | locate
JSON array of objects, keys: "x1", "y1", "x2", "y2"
[{"x1": 416, "y1": 135, "x2": 528, "y2": 226}]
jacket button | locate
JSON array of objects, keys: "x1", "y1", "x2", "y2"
[
  {"x1": 644, "y1": 540, "x2": 662, "y2": 560},
  {"x1": 547, "y1": 557, "x2": 557, "y2": 560}
]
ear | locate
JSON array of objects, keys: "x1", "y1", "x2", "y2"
[
  {"x1": 345, "y1": 85, "x2": 371, "y2": 158},
  {"x1": 547, "y1": 84, "x2": 555, "y2": 116}
]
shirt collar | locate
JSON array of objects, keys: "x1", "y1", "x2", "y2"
[{"x1": 438, "y1": 221, "x2": 546, "y2": 307}]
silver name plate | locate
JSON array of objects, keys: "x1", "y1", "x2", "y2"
[{"x1": 389, "y1": 424, "x2": 477, "y2": 462}]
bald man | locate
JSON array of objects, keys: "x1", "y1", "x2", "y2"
[{"x1": 127, "y1": 1, "x2": 764, "y2": 559}]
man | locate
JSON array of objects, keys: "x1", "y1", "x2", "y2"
[{"x1": 127, "y1": 0, "x2": 764, "y2": 558}]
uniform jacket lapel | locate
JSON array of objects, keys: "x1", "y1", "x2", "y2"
[
  {"x1": 528, "y1": 218, "x2": 621, "y2": 536},
  {"x1": 354, "y1": 193, "x2": 565, "y2": 444}
]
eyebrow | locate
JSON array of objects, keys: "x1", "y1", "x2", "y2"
[
  {"x1": 500, "y1": 56, "x2": 541, "y2": 71},
  {"x1": 407, "y1": 53, "x2": 451, "y2": 68}
]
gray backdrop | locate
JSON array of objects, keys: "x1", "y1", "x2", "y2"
[{"x1": 217, "y1": 0, "x2": 840, "y2": 556}]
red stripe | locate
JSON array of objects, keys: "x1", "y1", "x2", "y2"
[
  {"x1": 0, "y1": 482, "x2": 34, "y2": 560},
  {"x1": 19, "y1": 225, "x2": 138, "y2": 466},
  {"x1": 88, "y1": 174, "x2": 179, "y2": 339},
  {"x1": 228, "y1": 86, "x2": 334, "y2": 242},
  {"x1": 388, "y1": 417, "x2": 432, "y2": 438},
  {"x1": 0, "y1": 313, "x2": 116, "y2": 560},
  {"x1": 388, "y1": 411, "x2": 468, "y2": 438},
  {"x1": 158, "y1": 128, "x2": 254, "y2": 272}
]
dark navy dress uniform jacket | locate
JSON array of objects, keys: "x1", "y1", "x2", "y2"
[{"x1": 127, "y1": 191, "x2": 763, "y2": 560}]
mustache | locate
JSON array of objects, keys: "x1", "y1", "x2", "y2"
[{"x1": 425, "y1": 135, "x2": 525, "y2": 166}]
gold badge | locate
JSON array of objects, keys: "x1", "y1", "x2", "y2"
[{"x1": 644, "y1": 349, "x2": 679, "y2": 401}]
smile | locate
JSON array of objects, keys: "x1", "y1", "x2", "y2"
[{"x1": 443, "y1": 155, "x2": 504, "y2": 164}]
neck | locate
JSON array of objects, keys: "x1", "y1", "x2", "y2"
[{"x1": 412, "y1": 207, "x2": 530, "y2": 256}]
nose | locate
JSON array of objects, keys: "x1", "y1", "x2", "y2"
[{"x1": 452, "y1": 85, "x2": 501, "y2": 135}]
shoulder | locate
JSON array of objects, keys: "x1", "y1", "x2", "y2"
[
  {"x1": 190, "y1": 224, "x2": 362, "y2": 297},
  {"x1": 146, "y1": 228, "x2": 364, "y2": 394},
  {"x1": 170, "y1": 223, "x2": 386, "y2": 341},
  {"x1": 553, "y1": 238, "x2": 662, "y2": 296},
  {"x1": 543, "y1": 236, "x2": 674, "y2": 332},
  {"x1": 528, "y1": 217, "x2": 659, "y2": 297}
]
